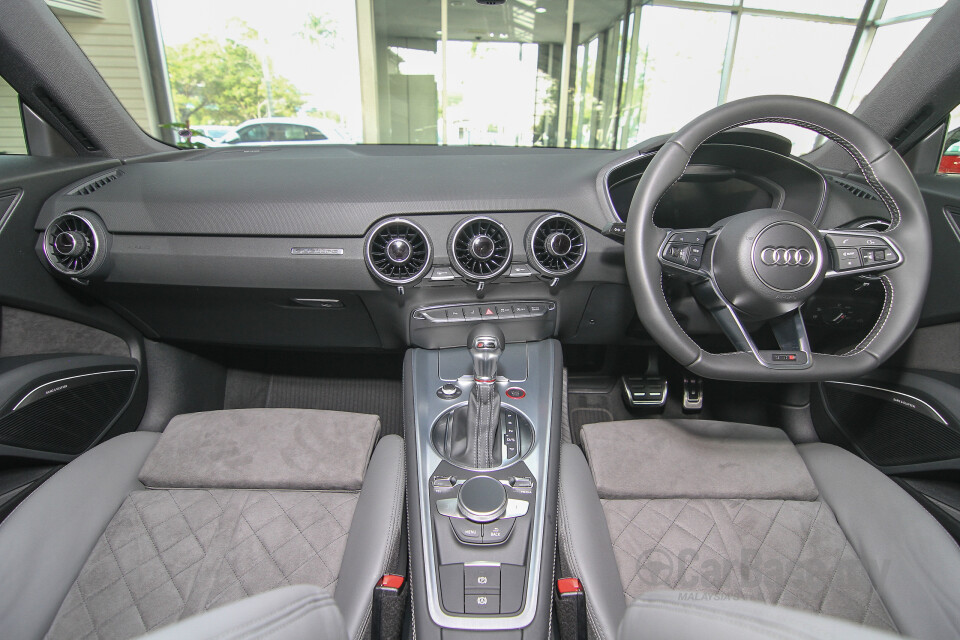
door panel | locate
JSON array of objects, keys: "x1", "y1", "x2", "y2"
[
  {"x1": 0, "y1": 156, "x2": 148, "y2": 518},
  {"x1": 813, "y1": 169, "x2": 960, "y2": 540}
]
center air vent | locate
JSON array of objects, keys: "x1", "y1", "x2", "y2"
[
  {"x1": 526, "y1": 213, "x2": 586, "y2": 276},
  {"x1": 449, "y1": 216, "x2": 512, "y2": 280},
  {"x1": 42, "y1": 211, "x2": 109, "y2": 277},
  {"x1": 365, "y1": 218, "x2": 432, "y2": 285}
]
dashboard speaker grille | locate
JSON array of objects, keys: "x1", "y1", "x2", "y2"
[
  {"x1": 528, "y1": 214, "x2": 586, "y2": 276},
  {"x1": 450, "y1": 216, "x2": 512, "y2": 280},
  {"x1": 365, "y1": 218, "x2": 432, "y2": 284},
  {"x1": 42, "y1": 212, "x2": 108, "y2": 277}
]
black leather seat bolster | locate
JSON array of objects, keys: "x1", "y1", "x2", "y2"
[
  {"x1": 334, "y1": 434, "x2": 406, "y2": 640},
  {"x1": 557, "y1": 443, "x2": 627, "y2": 640},
  {"x1": 0, "y1": 432, "x2": 160, "y2": 640},
  {"x1": 799, "y1": 443, "x2": 960, "y2": 640}
]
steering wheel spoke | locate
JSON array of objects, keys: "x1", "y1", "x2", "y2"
[
  {"x1": 692, "y1": 278, "x2": 813, "y2": 370},
  {"x1": 822, "y1": 229, "x2": 903, "y2": 278},
  {"x1": 657, "y1": 228, "x2": 712, "y2": 276}
]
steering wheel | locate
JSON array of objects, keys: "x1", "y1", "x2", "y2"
[{"x1": 625, "y1": 95, "x2": 931, "y2": 382}]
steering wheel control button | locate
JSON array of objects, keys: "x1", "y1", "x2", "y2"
[
  {"x1": 437, "y1": 383, "x2": 462, "y2": 400},
  {"x1": 450, "y1": 518, "x2": 483, "y2": 542},
  {"x1": 465, "y1": 594, "x2": 500, "y2": 615},
  {"x1": 661, "y1": 232, "x2": 707, "y2": 270},
  {"x1": 834, "y1": 251, "x2": 862, "y2": 271},
  {"x1": 482, "y1": 519, "x2": 515, "y2": 544},
  {"x1": 458, "y1": 476, "x2": 508, "y2": 523},
  {"x1": 751, "y1": 221, "x2": 822, "y2": 292},
  {"x1": 669, "y1": 230, "x2": 707, "y2": 245},
  {"x1": 505, "y1": 387, "x2": 525, "y2": 399},
  {"x1": 465, "y1": 566, "x2": 500, "y2": 592}
]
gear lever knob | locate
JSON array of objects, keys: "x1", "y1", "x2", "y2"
[{"x1": 468, "y1": 323, "x2": 504, "y2": 382}]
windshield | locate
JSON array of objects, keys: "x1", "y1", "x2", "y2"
[{"x1": 43, "y1": 0, "x2": 947, "y2": 153}]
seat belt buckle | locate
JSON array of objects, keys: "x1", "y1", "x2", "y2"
[
  {"x1": 372, "y1": 574, "x2": 407, "y2": 640},
  {"x1": 555, "y1": 578, "x2": 587, "y2": 640}
]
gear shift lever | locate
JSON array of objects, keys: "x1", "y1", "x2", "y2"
[
  {"x1": 432, "y1": 325, "x2": 506, "y2": 468},
  {"x1": 463, "y1": 324, "x2": 504, "y2": 468},
  {"x1": 469, "y1": 324, "x2": 504, "y2": 383}
]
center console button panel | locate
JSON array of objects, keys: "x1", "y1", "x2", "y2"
[{"x1": 410, "y1": 301, "x2": 557, "y2": 349}]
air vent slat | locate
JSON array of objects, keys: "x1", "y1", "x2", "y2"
[
  {"x1": 527, "y1": 213, "x2": 586, "y2": 277},
  {"x1": 364, "y1": 218, "x2": 432, "y2": 285},
  {"x1": 68, "y1": 170, "x2": 123, "y2": 196},
  {"x1": 449, "y1": 217, "x2": 512, "y2": 281}
]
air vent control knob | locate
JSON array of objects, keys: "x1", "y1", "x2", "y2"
[
  {"x1": 469, "y1": 235, "x2": 496, "y2": 261},
  {"x1": 545, "y1": 231, "x2": 573, "y2": 257},
  {"x1": 386, "y1": 238, "x2": 413, "y2": 265},
  {"x1": 54, "y1": 231, "x2": 88, "y2": 258}
]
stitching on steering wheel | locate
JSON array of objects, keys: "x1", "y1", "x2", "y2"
[
  {"x1": 840, "y1": 275, "x2": 894, "y2": 356},
  {"x1": 648, "y1": 118, "x2": 902, "y2": 229},
  {"x1": 647, "y1": 111, "x2": 905, "y2": 363}
]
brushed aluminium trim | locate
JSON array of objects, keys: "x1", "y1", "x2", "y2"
[
  {"x1": 12, "y1": 368, "x2": 137, "y2": 412},
  {"x1": 825, "y1": 381, "x2": 948, "y2": 426}
]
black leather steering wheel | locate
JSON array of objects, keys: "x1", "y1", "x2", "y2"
[{"x1": 625, "y1": 95, "x2": 931, "y2": 382}]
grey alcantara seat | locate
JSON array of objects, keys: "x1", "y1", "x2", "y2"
[
  {"x1": 558, "y1": 419, "x2": 960, "y2": 640},
  {"x1": 0, "y1": 408, "x2": 405, "y2": 640}
]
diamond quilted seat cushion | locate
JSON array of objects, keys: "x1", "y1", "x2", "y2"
[{"x1": 0, "y1": 409, "x2": 404, "y2": 640}]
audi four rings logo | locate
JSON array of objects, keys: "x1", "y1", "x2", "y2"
[{"x1": 759, "y1": 246, "x2": 814, "y2": 266}]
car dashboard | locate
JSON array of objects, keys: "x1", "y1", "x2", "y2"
[{"x1": 32, "y1": 130, "x2": 891, "y2": 353}]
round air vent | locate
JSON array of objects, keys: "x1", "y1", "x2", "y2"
[
  {"x1": 364, "y1": 218, "x2": 432, "y2": 285},
  {"x1": 42, "y1": 211, "x2": 109, "y2": 277},
  {"x1": 449, "y1": 216, "x2": 512, "y2": 280},
  {"x1": 526, "y1": 213, "x2": 586, "y2": 276}
]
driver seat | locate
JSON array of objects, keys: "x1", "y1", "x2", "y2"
[{"x1": 558, "y1": 419, "x2": 960, "y2": 640}]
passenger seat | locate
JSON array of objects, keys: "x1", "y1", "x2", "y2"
[{"x1": 0, "y1": 408, "x2": 405, "y2": 640}]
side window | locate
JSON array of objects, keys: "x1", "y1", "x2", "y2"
[
  {"x1": 304, "y1": 127, "x2": 327, "y2": 141},
  {"x1": 237, "y1": 125, "x2": 266, "y2": 143},
  {"x1": 940, "y1": 106, "x2": 960, "y2": 175},
  {"x1": 0, "y1": 78, "x2": 27, "y2": 155}
]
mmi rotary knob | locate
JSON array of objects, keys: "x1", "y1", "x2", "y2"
[{"x1": 457, "y1": 476, "x2": 507, "y2": 523}]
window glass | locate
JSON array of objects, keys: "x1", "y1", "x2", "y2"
[
  {"x1": 727, "y1": 15, "x2": 854, "y2": 153},
  {"x1": 620, "y1": 6, "x2": 729, "y2": 148},
  {"x1": 882, "y1": 0, "x2": 947, "y2": 19},
  {"x1": 742, "y1": 0, "x2": 864, "y2": 18},
  {"x1": 0, "y1": 78, "x2": 27, "y2": 155},
  {"x1": 53, "y1": 0, "x2": 941, "y2": 152}
]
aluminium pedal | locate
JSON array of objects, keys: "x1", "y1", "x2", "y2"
[
  {"x1": 682, "y1": 376, "x2": 703, "y2": 412},
  {"x1": 621, "y1": 376, "x2": 667, "y2": 409}
]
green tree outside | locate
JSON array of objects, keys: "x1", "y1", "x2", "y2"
[{"x1": 165, "y1": 36, "x2": 304, "y2": 126}]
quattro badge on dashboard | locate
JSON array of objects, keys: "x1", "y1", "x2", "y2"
[{"x1": 291, "y1": 247, "x2": 344, "y2": 255}]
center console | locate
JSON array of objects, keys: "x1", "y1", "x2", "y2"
[{"x1": 404, "y1": 310, "x2": 562, "y2": 639}]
